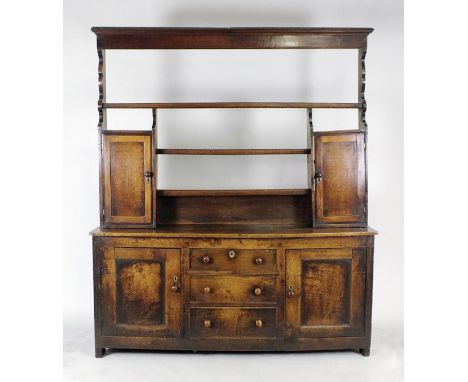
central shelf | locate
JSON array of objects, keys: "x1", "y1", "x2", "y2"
[
  {"x1": 157, "y1": 189, "x2": 309, "y2": 197},
  {"x1": 104, "y1": 102, "x2": 361, "y2": 109},
  {"x1": 157, "y1": 149, "x2": 310, "y2": 155}
]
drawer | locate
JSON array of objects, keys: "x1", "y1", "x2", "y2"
[
  {"x1": 190, "y1": 275, "x2": 279, "y2": 304},
  {"x1": 189, "y1": 307, "x2": 278, "y2": 338},
  {"x1": 189, "y1": 248, "x2": 277, "y2": 274}
]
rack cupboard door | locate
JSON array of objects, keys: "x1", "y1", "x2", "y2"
[
  {"x1": 314, "y1": 132, "x2": 366, "y2": 227},
  {"x1": 102, "y1": 132, "x2": 153, "y2": 227},
  {"x1": 101, "y1": 247, "x2": 181, "y2": 337},
  {"x1": 285, "y1": 248, "x2": 366, "y2": 338}
]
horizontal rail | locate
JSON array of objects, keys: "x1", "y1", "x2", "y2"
[
  {"x1": 104, "y1": 102, "x2": 361, "y2": 109},
  {"x1": 157, "y1": 149, "x2": 310, "y2": 155},
  {"x1": 157, "y1": 189, "x2": 310, "y2": 197},
  {"x1": 91, "y1": 27, "x2": 373, "y2": 50}
]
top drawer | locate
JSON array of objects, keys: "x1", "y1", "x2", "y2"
[{"x1": 189, "y1": 248, "x2": 277, "y2": 274}]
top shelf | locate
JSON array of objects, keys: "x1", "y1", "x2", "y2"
[
  {"x1": 91, "y1": 27, "x2": 373, "y2": 50},
  {"x1": 104, "y1": 102, "x2": 361, "y2": 109}
]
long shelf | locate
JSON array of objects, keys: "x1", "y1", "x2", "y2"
[
  {"x1": 104, "y1": 102, "x2": 361, "y2": 109},
  {"x1": 157, "y1": 189, "x2": 309, "y2": 197},
  {"x1": 157, "y1": 149, "x2": 310, "y2": 155}
]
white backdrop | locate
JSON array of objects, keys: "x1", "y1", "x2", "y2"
[{"x1": 64, "y1": 0, "x2": 402, "y2": 380}]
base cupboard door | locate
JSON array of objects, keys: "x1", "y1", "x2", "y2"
[
  {"x1": 285, "y1": 248, "x2": 366, "y2": 338},
  {"x1": 101, "y1": 247, "x2": 181, "y2": 337}
]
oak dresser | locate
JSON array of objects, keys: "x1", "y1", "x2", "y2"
[{"x1": 90, "y1": 27, "x2": 377, "y2": 357}]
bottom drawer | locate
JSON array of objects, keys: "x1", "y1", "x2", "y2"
[{"x1": 189, "y1": 307, "x2": 278, "y2": 338}]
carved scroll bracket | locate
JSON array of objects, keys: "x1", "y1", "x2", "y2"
[
  {"x1": 358, "y1": 47, "x2": 368, "y2": 131},
  {"x1": 98, "y1": 49, "x2": 107, "y2": 130}
]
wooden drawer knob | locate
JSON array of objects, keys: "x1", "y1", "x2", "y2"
[
  {"x1": 228, "y1": 249, "x2": 236, "y2": 259},
  {"x1": 204, "y1": 320, "x2": 211, "y2": 328},
  {"x1": 202, "y1": 255, "x2": 211, "y2": 264},
  {"x1": 203, "y1": 286, "x2": 211, "y2": 294},
  {"x1": 254, "y1": 287, "x2": 262, "y2": 296},
  {"x1": 255, "y1": 320, "x2": 263, "y2": 328},
  {"x1": 254, "y1": 257, "x2": 264, "y2": 265},
  {"x1": 171, "y1": 285, "x2": 179, "y2": 292}
]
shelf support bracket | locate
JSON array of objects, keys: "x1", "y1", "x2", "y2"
[
  {"x1": 97, "y1": 49, "x2": 107, "y2": 130},
  {"x1": 358, "y1": 45, "x2": 368, "y2": 131}
]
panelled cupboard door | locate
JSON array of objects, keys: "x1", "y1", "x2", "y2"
[
  {"x1": 101, "y1": 247, "x2": 181, "y2": 337},
  {"x1": 314, "y1": 132, "x2": 366, "y2": 227},
  {"x1": 285, "y1": 248, "x2": 366, "y2": 338},
  {"x1": 102, "y1": 132, "x2": 153, "y2": 226}
]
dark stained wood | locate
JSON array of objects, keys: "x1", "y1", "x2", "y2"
[
  {"x1": 156, "y1": 194, "x2": 311, "y2": 226},
  {"x1": 102, "y1": 132, "x2": 153, "y2": 227},
  {"x1": 306, "y1": 108, "x2": 315, "y2": 226},
  {"x1": 362, "y1": 237, "x2": 375, "y2": 356},
  {"x1": 100, "y1": 335, "x2": 367, "y2": 352},
  {"x1": 91, "y1": 27, "x2": 373, "y2": 50},
  {"x1": 157, "y1": 149, "x2": 310, "y2": 155},
  {"x1": 285, "y1": 248, "x2": 365, "y2": 338},
  {"x1": 93, "y1": 235, "x2": 374, "y2": 354},
  {"x1": 314, "y1": 132, "x2": 366, "y2": 227},
  {"x1": 189, "y1": 248, "x2": 277, "y2": 274},
  {"x1": 190, "y1": 275, "x2": 279, "y2": 304},
  {"x1": 151, "y1": 108, "x2": 158, "y2": 227},
  {"x1": 92, "y1": 237, "x2": 104, "y2": 358},
  {"x1": 358, "y1": 47, "x2": 368, "y2": 130},
  {"x1": 301, "y1": 260, "x2": 351, "y2": 326},
  {"x1": 101, "y1": 247, "x2": 181, "y2": 337},
  {"x1": 157, "y1": 189, "x2": 309, "y2": 197},
  {"x1": 115, "y1": 258, "x2": 164, "y2": 325},
  {"x1": 189, "y1": 307, "x2": 278, "y2": 338},
  {"x1": 97, "y1": 50, "x2": 107, "y2": 130},
  {"x1": 91, "y1": 26, "x2": 376, "y2": 357},
  {"x1": 104, "y1": 102, "x2": 361, "y2": 109},
  {"x1": 90, "y1": 225, "x2": 378, "y2": 239}
]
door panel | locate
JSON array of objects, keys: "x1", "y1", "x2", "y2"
[
  {"x1": 102, "y1": 132, "x2": 153, "y2": 226},
  {"x1": 301, "y1": 259, "x2": 351, "y2": 326},
  {"x1": 314, "y1": 132, "x2": 366, "y2": 227},
  {"x1": 101, "y1": 247, "x2": 181, "y2": 337},
  {"x1": 285, "y1": 248, "x2": 366, "y2": 338}
]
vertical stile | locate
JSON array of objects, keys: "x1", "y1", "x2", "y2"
[
  {"x1": 97, "y1": 48, "x2": 107, "y2": 225},
  {"x1": 152, "y1": 108, "x2": 158, "y2": 227},
  {"x1": 358, "y1": 46, "x2": 368, "y2": 132},
  {"x1": 358, "y1": 42, "x2": 369, "y2": 224},
  {"x1": 306, "y1": 108, "x2": 315, "y2": 227}
]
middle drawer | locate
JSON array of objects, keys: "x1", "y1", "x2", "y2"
[{"x1": 190, "y1": 275, "x2": 279, "y2": 304}]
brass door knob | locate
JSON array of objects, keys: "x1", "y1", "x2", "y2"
[
  {"x1": 202, "y1": 255, "x2": 211, "y2": 264},
  {"x1": 204, "y1": 320, "x2": 211, "y2": 328},
  {"x1": 228, "y1": 250, "x2": 236, "y2": 259},
  {"x1": 314, "y1": 172, "x2": 323, "y2": 183},
  {"x1": 203, "y1": 286, "x2": 211, "y2": 294},
  {"x1": 287, "y1": 290, "x2": 295, "y2": 298},
  {"x1": 171, "y1": 285, "x2": 179, "y2": 292},
  {"x1": 254, "y1": 287, "x2": 262, "y2": 296},
  {"x1": 255, "y1": 320, "x2": 263, "y2": 328},
  {"x1": 254, "y1": 257, "x2": 264, "y2": 265},
  {"x1": 145, "y1": 171, "x2": 154, "y2": 183}
]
